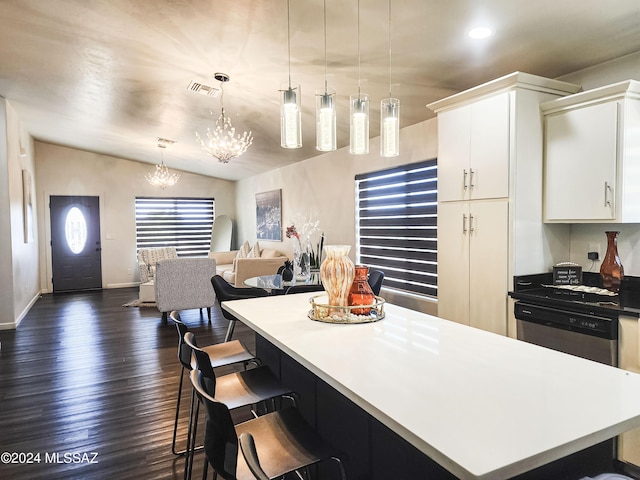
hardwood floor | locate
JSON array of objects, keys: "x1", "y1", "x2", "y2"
[{"x1": 0, "y1": 287, "x2": 256, "y2": 480}]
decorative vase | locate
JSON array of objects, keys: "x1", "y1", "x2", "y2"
[
  {"x1": 293, "y1": 237, "x2": 312, "y2": 281},
  {"x1": 280, "y1": 260, "x2": 294, "y2": 282},
  {"x1": 348, "y1": 265, "x2": 375, "y2": 315},
  {"x1": 320, "y1": 245, "x2": 355, "y2": 311},
  {"x1": 600, "y1": 231, "x2": 624, "y2": 292}
]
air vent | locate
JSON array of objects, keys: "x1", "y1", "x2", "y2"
[
  {"x1": 156, "y1": 137, "x2": 176, "y2": 148},
  {"x1": 187, "y1": 80, "x2": 220, "y2": 97}
]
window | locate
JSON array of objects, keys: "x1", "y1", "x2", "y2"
[
  {"x1": 135, "y1": 197, "x2": 215, "y2": 257},
  {"x1": 355, "y1": 159, "x2": 437, "y2": 297}
]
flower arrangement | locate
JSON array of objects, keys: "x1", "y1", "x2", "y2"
[{"x1": 286, "y1": 213, "x2": 324, "y2": 270}]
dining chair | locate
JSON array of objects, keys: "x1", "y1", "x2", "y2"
[
  {"x1": 210, "y1": 275, "x2": 269, "y2": 342},
  {"x1": 170, "y1": 311, "x2": 260, "y2": 457},
  {"x1": 190, "y1": 368, "x2": 347, "y2": 480},
  {"x1": 367, "y1": 269, "x2": 385, "y2": 296},
  {"x1": 183, "y1": 331, "x2": 297, "y2": 480}
]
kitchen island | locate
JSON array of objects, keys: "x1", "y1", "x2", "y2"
[{"x1": 222, "y1": 292, "x2": 640, "y2": 479}]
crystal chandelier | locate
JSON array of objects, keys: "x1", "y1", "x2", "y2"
[
  {"x1": 145, "y1": 143, "x2": 180, "y2": 189},
  {"x1": 195, "y1": 73, "x2": 253, "y2": 163}
]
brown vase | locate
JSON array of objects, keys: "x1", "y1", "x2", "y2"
[
  {"x1": 348, "y1": 265, "x2": 375, "y2": 315},
  {"x1": 600, "y1": 231, "x2": 624, "y2": 292},
  {"x1": 320, "y1": 245, "x2": 355, "y2": 311}
]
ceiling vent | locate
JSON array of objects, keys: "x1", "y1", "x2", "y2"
[
  {"x1": 156, "y1": 137, "x2": 176, "y2": 148},
  {"x1": 187, "y1": 80, "x2": 220, "y2": 97}
]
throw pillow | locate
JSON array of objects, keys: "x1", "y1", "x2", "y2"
[
  {"x1": 247, "y1": 242, "x2": 261, "y2": 258},
  {"x1": 234, "y1": 241, "x2": 251, "y2": 270}
]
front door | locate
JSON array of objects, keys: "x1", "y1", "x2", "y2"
[{"x1": 50, "y1": 195, "x2": 102, "y2": 292}]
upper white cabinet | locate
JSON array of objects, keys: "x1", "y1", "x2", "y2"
[
  {"x1": 541, "y1": 80, "x2": 640, "y2": 223},
  {"x1": 437, "y1": 93, "x2": 510, "y2": 201}
]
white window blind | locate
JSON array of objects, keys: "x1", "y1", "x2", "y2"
[
  {"x1": 355, "y1": 159, "x2": 437, "y2": 297},
  {"x1": 135, "y1": 197, "x2": 215, "y2": 257}
]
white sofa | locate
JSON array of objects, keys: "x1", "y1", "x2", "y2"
[{"x1": 209, "y1": 246, "x2": 288, "y2": 287}]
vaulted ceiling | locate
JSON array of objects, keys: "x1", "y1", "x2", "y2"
[{"x1": 1, "y1": 0, "x2": 639, "y2": 180}]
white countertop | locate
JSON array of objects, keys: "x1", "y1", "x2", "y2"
[{"x1": 222, "y1": 292, "x2": 640, "y2": 480}]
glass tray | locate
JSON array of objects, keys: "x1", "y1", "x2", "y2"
[{"x1": 307, "y1": 294, "x2": 385, "y2": 324}]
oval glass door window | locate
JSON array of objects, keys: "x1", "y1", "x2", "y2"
[{"x1": 65, "y1": 207, "x2": 88, "y2": 254}]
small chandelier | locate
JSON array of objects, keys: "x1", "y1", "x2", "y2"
[
  {"x1": 146, "y1": 143, "x2": 180, "y2": 189},
  {"x1": 195, "y1": 73, "x2": 253, "y2": 163}
]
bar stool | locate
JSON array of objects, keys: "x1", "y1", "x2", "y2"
[
  {"x1": 183, "y1": 331, "x2": 297, "y2": 480},
  {"x1": 170, "y1": 311, "x2": 259, "y2": 457},
  {"x1": 210, "y1": 275, "x2": 269, "y2": 342},
  {"x1": 190, "y1": 368, "x2": 347, "y2": 480}
]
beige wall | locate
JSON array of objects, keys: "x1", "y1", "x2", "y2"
[
  {"x1": 235, "y1": 119, "x2": 439, "y2": 315},
  {"x1": 34, "y1": 142, "x2": 236, "y2": 293},
  {"x1": 0, "y1": 98, "x2": 39, "y2": 329}
]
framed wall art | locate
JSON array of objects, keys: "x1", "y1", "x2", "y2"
[{"x1": 255, "y1": 189, "x2": 282, "y2": 241}]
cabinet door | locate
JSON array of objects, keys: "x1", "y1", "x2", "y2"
[
  {"x1": 438, "y1": 106, "x2": 471, "y2": 202},
  {"x1": 544, "y1": 101, "x2": 618, "y2": 221},
  {"x1": 468, "y1": 200, "x2": 508, "y2": 335},
  {"x1": 469, "y1": 93, "x2": 510, "y2": 200},
  {"x1": 437, "y1": 93, "x2": 510, "y2": 202},
  {"x1": 437, "y1": 202, "x2": 470, "y2": 325}
]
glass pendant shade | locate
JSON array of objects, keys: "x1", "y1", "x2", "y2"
[
  {"x1": 280, "y1": 84, "x2": 302, "y2": 148},
  {"x1": 316, "y1": 89, "x2": 336, "y2": 151},
  {"x1": 380, "y1": 97, "x2": 400, "y2": 157},
  {"x1": 350, "y1": 94, "x2": 369, "y2": 154}
]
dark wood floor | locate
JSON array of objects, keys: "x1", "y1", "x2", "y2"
[{"x1": 0, "y1": 287, "x2": 255, "y2": 480}]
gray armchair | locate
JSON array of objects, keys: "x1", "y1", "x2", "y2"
[{"x1": 155, "y1": 257, "x2": 217, "y2": 323}]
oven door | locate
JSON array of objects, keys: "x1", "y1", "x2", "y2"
[{"x1": 515, "y1": 302, "x2": 618, "y2": 366}]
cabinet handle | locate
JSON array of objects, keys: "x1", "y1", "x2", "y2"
[
  {"x1": 462, "y1": 214, "x2": 468, "y2": 234},
  {"x1": 604, "y1": 181, "x2": 612, "y2": 207},
  {"x1": 463, "y1": 169, "x2": 468, "y2": 190},
  {"x1": 469, "y1": 168, "x2": 475, "y2": 189},
  {"x1": 469, "y1": 214, "x2": 475, "y2": 233}
]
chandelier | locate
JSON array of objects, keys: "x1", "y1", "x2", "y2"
[
  {"x1": 145, "y1": 143, "x2": 180, "y2": 189},
  {"x1": 195, "y1": 73, "x2": 253, "y2": 163}
]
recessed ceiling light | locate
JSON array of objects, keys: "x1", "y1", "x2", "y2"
[{"x1": 468, "y1": 27, "x2": 493, "y2": 39}]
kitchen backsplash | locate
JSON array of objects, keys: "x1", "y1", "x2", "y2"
[{"x1": 568, "y1": 224, "x2": 640, "y2": 277}]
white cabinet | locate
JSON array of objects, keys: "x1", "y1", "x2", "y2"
[
  {"x1": 438, "y1": 200, "x2": 508, "y2": 334},
  {"x1": 542, "y1": 80, "x2": 640, "y2": 223},
  {"x1": 429, "y1": 72, "x2": 580, "y2": 336},
  {"x1": 438, "y1": 93, "x2": 510, "y2": 202}
]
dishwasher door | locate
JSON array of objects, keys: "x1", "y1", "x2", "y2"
[{"x1": 515, "y1": 302, "x2": 618, "y2": 366}]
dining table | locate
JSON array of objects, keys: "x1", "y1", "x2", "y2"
[
  {"x1": 243, "y1": 272, "x2": 323, "y2": 294},
  {"x1": 222, "y1": 291, "x2": 640, "y2": 480}
]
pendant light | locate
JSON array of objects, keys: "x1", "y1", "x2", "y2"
[
  {"x1": 380, "y1": 0, "x2": 399, "y2": 157},
  {"x1": 316, "y1": 0, "x2": 336, "y2": 152},
  {"x1": 350, "y1": 0, "x2": 369, "y2": 155},
  {"x1": 280, "y1": 0, "x2": 302, "y2": 148}
]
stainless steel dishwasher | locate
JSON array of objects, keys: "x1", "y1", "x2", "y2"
[{"x1": 515, "y1": 301, "x2": 618, "y2": 366}]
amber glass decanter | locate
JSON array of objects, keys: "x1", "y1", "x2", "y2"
[
  {"x1": 600, "y1": 231, "x2": 624, "y2": 292},
  {"x1": 348, "y1": 265, "x2": 375, "y2": 315}
]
